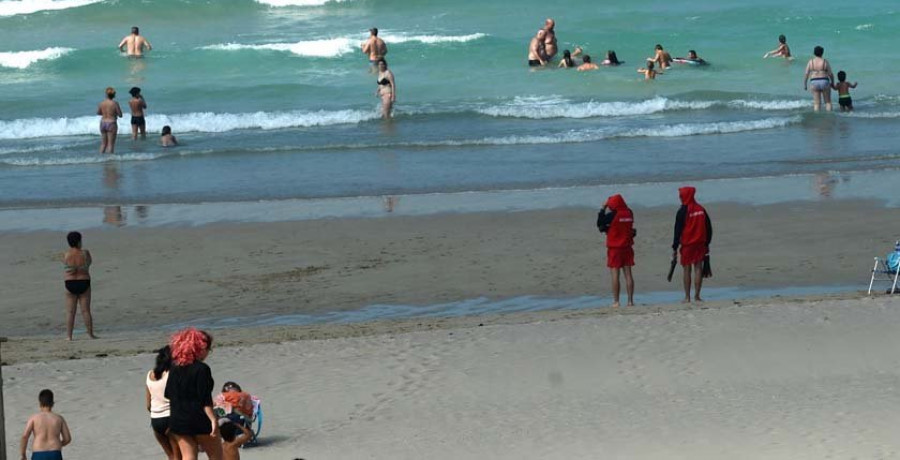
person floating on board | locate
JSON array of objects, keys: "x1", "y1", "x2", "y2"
[
  {"x1": 598, "y1": 194, "x2": 636, "y2": 307},
  {"x1": 672, "y1": 186, "x2": 712, "y2": 303}
]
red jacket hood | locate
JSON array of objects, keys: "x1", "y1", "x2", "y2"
[
  {"x1": 606, "y1": 194, "x2": 628, "y2": 211},
  {"x1": 679, "y1": 187, "x2": 697, "y2": 206}
]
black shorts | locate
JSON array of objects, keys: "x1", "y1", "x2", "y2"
[
  {"x1": 838, "y1": 97, "x2": 853, "y2": 109},
  {"x1": 528, "y1": 60, "x2": 541, "y2": 67},
  {"x1": 131, "y1": 116, "x2": 145, "y2": 126},
  {"x1": 151, "y1": 417, "x2": 170, "y2": 436},
  {"x1": 64, "y1": 280, "x2": 90, "y2": 296}
]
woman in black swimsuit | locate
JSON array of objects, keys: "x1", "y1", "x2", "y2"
[
  {"x1": 63, "y1": 231, "x2": 96, "y2": 340},
  {"x1": 166, "y1": 328, "x2": 222, "y2": 460},
  {"x1": 375, "y1": 59, "x2": 396, "y2": 119}
]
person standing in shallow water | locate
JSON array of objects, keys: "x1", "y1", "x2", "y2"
[
  {"x1": 119, "y1": 26, "x2": 152, "y2": 57},
  {"x1": 63, "y1": 231, "x2": 97, "y2": 340},
  {"x1": 129, "y1": 87, "x2": 147, "y2": 140},
  {"x1": 375, "y1": 59, "x2": 396, "y2": 119},
  {"x1": 597, "y1": 194, "x2": 636, "y2": 307},
  {"x1": 361, "y1": 28, "x2": 387, "y2": 71},
  {"x1": 804, "y1": 45, "x2": 834, "y2": 112},
  {"x1": 97, "y1": 87, "x2": 122, "y2": 154},
  {"x1": 672, "y1": 187, "x2": 713, "y2": 303},
  {"x1": 543, "y1": 18, "x2": 558, "y2": 61}
]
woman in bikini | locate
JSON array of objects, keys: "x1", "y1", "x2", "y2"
[
  {"x1": 375, "y1": 59, "x2": 396, "y2": 119},
  {"x1": 97, "y1": 87, "x2": 123, "y2": 154},
  {"x1": 803, "y1": 46, "x2": 834, "y2": 111},
  {"x1": 63, "y1": 231, "x2": 96, "y2": 340}
]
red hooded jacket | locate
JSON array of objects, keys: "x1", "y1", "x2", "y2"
[
  {"x1": 673, "y1": 186, "x2": 712, "y2": 249},
  {"x1": 599, "y1": 194, "x2": 634, "y2": 248}
]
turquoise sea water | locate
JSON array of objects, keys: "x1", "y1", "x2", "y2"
[{"x1": 0, "y1": 0, "x2": 899, "y2": 209}]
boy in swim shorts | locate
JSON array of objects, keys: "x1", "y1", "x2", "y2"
[
  {"x1": 832, "y1": 71, "x2": 858, "y2": 112},
  {"x1": 20, "y1": 389, "x2": 72, "y2": 460}
]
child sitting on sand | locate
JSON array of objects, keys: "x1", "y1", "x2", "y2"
[
  {"x1": 637, "y1": 61, "x2": 660, "y2": 80},
  {"x1": 220, "y1": 418, "x2": 253, "y2": 460},
  {"x1": 20, "y1": 389, "x2": 72, "y2": 460},
  {"x1": 160, "y1": 125, "x2": 177, "y2": 147},
  {"x1": 832, "y1": 71, "x2": 858, "y2": 112}
]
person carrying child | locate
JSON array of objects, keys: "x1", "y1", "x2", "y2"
[
  {"x1": 19, "y1": 389, "x2": 72, "y2": 460},
  {"x1": 832, "y1": 71, "x2": 858, "y2": 112}
]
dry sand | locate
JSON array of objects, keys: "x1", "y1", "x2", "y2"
[{"x1": 4, "y1": 296, "x2": 900, "y2": 459}]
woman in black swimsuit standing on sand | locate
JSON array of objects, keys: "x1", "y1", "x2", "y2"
[
  {"x1": 63, "y1": 231, "x2": 96, "y2": 341},
  {"x1": 166, "y1": 328, "x2": 222, "y2": 460}
]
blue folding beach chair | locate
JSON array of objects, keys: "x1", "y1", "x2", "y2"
[{"x1": 868, "y1": 241, "x2": 900, "y2": 295}]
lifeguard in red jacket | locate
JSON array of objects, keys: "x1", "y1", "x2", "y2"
[
  {"x1": 597, "y1": 194, "x2": 635, "y2": 307},
  {"x1": 672, "y1": 186, "x2": 713, "y2": 303}
]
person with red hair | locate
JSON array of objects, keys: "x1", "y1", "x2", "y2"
[
  {"x1": 672, "y1": 187, "x2": 713, "y2": 303},
  {"x1": 165, "y1": 328, "x2": 222, "y2": 460},
  {"x1": 597, "y1": 194, "x2": 636, "y2": 307}
]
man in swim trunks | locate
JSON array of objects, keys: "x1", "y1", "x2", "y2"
[
  {"x1": 128, "y1": 87, "x2": 147, "y2": 140},
  {"x1": 118, "y1": 26, "x2": 152, "y2": 57},
  {"x1": 361, "y1": 28, "x2": 387, "y2": 72},
  {"x1": 20, "y1": 389, "x2": 72, "y2": 460},
  {"x1": 672, "y1": 186, "x2": 713, "y2": 303},
  {"x1": 648, "y1": 44, "x2": 672, "y2": 69},
  {"x1": 528, "y1": 30, "x2": 548, "y2": 67},
  {"x1": 543, "y1": 18, "x2": 558, "y2": 61}
]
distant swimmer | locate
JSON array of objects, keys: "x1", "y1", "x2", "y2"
[
  {"x1": 543, "y1": 18, "x2": 558, "y2": 60},
  {"x1": 128, "y1": 87, "x2": 147, "y2": 140},
  {"x1": 637, "y1": 61, "x2": 660, "y2": 80},
  {"x1": 601, "y1": 50, "x2": 622, "y2": 66},
  {"x1": 803, "y1": 45, "x2": 834, "y2": 111},
  {"x1": 361, "y1": 28, "x2": 387, "y2": 70},
  {"x1": 375, "y1": 59, "x2": 396, "y2": 119},
  {"x1": 97, "y1": 87, "x2": 123, "y2": 154},
  {"x1": 577, "y1": 55, "x2": 599, "y2": 71},
  {"x1": 160, "y1": 125, "x2": 178, "y2": 147},
  {"x1": 673, "y1": 50, "x2": 707, "y2": 66},
  {"x1": 118, "y1": 26, "x2": 152, "y2": 57},
  {"x1": 763, "y1": 34, "x2": 791, "y2": 59},
  {"x1": 527, "y1": 29, "x2": 548, "y2": 67},
  {"x1": 832, "y1": 70, "x2": 858, "y2": 112},
  {"x1": 647, "y1": 44, "x2": 672, "y2": 69},
  {"x1": 558, "y1": 49, "x2": 576, "y2": 68}
]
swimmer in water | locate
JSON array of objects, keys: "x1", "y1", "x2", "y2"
[
  {"x1": 577, "y1": 55, "x2": 599, "y2": 71},
  {"x1": 543, "y1": 18, "x2": 558, "y2": 61},
  {"x1": 647, "y1": 44, "x2": 672, "y2": 69},
  {"x1": 558, "y1": 49, "x2": 576, "y2": 68},
  {"x1": 527, "y1": 30, "x2": 548, "y2": 67},
  {"x1": 160, "y1": 125, "x2": 178, "y2": 147},
  {"x1": 97, "y1": 87, "x2": 123, "y2": 154},
  {"x1": 118, "y1": 26, "x2": 152, "y2": 57},
  {"x1": 832, "y1": 70, "x2": 858, "y2": 112},
  {"x1": 361, "y1": 28, "x2": 387, "y2": 72},
  {"x1": 637, "y1": 61, "x2": 661, "y2": 80},
  {"x1": 128, "y1": 87, "x2": 147, "y2": 140},
  {"x1": 676, "y1": 50, "x2": 707, "y2": 65},
  {"x1": 601, "y1": 50, "x2": 622, "y2": 66},
  {"x1": 764, "y1": 34, "x2": 791, "y2": 59}
]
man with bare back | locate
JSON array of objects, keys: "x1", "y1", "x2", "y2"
[
  {"x1": 118, "y1": 26, "x2": 152, "y2": 57},
  {"x1": 528, "y1": 30, "x2": 548, "y2": 67},
  {"x1": 20, "y1": 390, "x2": 71, "y2": 460},
  {"x1": 361, "y1": 28, "x2": 387, "y2": 71}
]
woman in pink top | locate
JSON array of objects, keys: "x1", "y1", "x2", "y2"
[{"x1": 146, "y1": 346, "x2": 182, "y2": 460}]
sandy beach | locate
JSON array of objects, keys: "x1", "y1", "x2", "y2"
[{"x1": 4, "y1": 295, "x2": 900, "y2": 459}]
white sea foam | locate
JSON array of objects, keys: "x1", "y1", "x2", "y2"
[
  {"x1": 844, "y1": 112, "x2": 900, "y2": 119},
  {"x1": 477, "y1": 97, "x2": 804, "y2": 119},
  {"x1": 254, "y1": 0, "x2": 347, "y2": 6},
  {"x1": 203, "y1": 33, "x2": 486, "y2": 58},
  {"x1": 0, "y1": 47, "x2": 74, "y2": 69},
  {"x1": 0, "y1": 109, "x2": 379, "y2": 140},
  {"x1": 855, "y1": 24, "x2": 874, "y2": 31},
  {"x1": 0, "y1": 0, "x2": 102, "y2": 17},
  {"x1": 0, "y1": 152, "x2": 164, "y2": 166}
]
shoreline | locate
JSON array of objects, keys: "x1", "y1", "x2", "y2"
[{"x1": 2, "y1": 197, "x2": 894, "y2": 363}]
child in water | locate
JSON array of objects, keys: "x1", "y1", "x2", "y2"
[
  {"x1": 637, "y1": 61, "x2": 660, "y2": 79},
  {"x1": 160, "y1": 125, "x2": 177, "y2": 147},
  {"x1": 832, "y1": 71, "x2": 858, "y2": 112}
]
